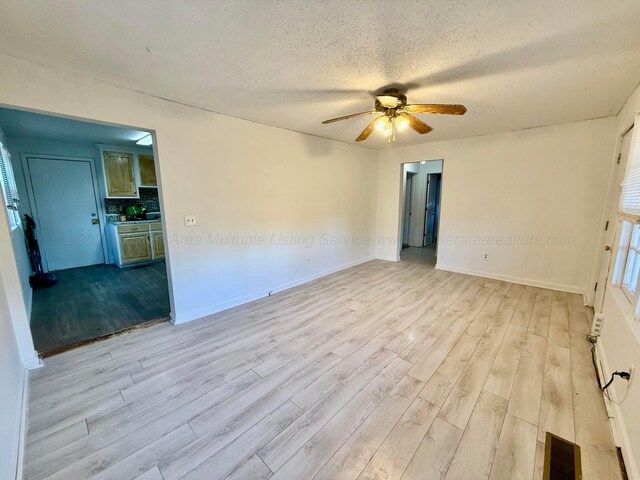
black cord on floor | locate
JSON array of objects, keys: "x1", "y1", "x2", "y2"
[
  {"x1": 602, "y1": 371, "x2": 631, "y2": 391},
  {"x1": 590, "y1": 341, "x2": 602, "y2": 389},
  {"x1": 589, "y1": 336, "x2": 631, "y2": 392}
]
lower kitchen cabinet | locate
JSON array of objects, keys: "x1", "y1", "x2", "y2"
[
  {"x1": 108, "y1": 221, "x2": 164, "y2": 267},
  {"x1": 119, "y1": 233, "x2": 152, "y2": 264},
  {"x1": 151, "y1": 232, "x2": 165, "y2": 259}
]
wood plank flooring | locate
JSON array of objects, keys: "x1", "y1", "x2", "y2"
[
  {"x1": 30, "y1": 261, "x2": 170, "y2": 354},
  {"x1": 24, "y1": 260, "x2": 621, "y2": 480}
]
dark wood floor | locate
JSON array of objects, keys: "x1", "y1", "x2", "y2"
[
  {"x1": 400, "y1": 246, "x2": 437, "y2": 265},
  {"x1": 30, "y1": 261, "x2": 170, "y2": 354}
]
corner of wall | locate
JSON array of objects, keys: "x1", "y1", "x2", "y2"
[{"x1": 14, "y1": 368, "x2": 29, "y2": 480}]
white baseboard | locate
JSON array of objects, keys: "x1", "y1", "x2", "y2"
[
  {"x1": 595, "y1": 341, "x2": 639, "y2": 480},
  {"x1": 21, "y1": 355, "x2": 41, "y2": 371},
  {"x1": 375, "y1": 255, "x2": 400, "y2": 262},
  {"x1": 173, "y1": 256, "x2": 376, "y2": 324},
  {"x1": 14, "y1": 368, "x2": 28, "y2": 480},
  {"x1": 435, "y1": 263, "x2": 585, "y2": 296}
]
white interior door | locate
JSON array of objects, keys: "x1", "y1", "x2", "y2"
[
  {"x1": 594, "y1": 128, "x2": 633, "y2": 311},
  {"x1": 27, "y1": 157, "x2": 105, "y2": 271},
  {"x1": 408, "y1": 172, "x2": 428, "y2": 246},
  {"x1": 403, "y1": 173, "x2": 414, "y2": 245}
]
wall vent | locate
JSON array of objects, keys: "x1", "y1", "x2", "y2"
[{"x1": 543, "y1": 432, "x2": 582, "y2": 480}]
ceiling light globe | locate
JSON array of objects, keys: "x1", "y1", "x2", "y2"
[
  {"x1": 375, "y1": 116, "x2": 389, "y2": 132},
  {"x1": 396, "y1": 117, "x2": 409, "y2": 131}
]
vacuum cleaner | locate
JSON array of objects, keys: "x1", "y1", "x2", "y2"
[{"x1": 24, "y1": 214, "x2": 57, "y2": 289}]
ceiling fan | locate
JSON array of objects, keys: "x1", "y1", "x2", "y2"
[{"x1": 321, "y1": 88, "x2": 467, "y2": 143}]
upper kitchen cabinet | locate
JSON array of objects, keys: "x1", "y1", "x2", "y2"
[
  {"x1": 138, "y1": 154, "x2": 157, "y2": 187},
  {"x1": 103, "y1": 150, "x2": 137, "y2": 198}
]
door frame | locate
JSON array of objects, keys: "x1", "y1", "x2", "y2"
[
  {"x1": 397, "y1": 159, "x2": 444, "y2": 260},
  {"x1": 423, "y1": 172, "x2": 442, "y2": 247},
  {"x1": 20, "y1": 153, "x2": 108, "y2": 271},
  {"x1": 593, "y1": 123, "x2": 635, "y2": 311},
  {"x1": 403, "y1": 171, "x2": 416, "y2": 247}
]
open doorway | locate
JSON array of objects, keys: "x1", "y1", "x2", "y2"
[
  {"x1": 0, "y1": 106, "x2": 171, "y2": 356},
  {"x1": 400, "y1": 160, "x2": 443, "y2": 265}
]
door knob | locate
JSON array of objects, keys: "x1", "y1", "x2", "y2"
[
  {"x1": 92, "y1": 219, "x2": 100, "y2": 225},
  {"x1": 605, "y1": 245, "x2": 612, "y2": 251}
]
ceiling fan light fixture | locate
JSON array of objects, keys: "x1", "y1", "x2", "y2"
[
  {"x1": 395, "y1": 116, "x2": 409, "y2": 131},
  {"x1": 321, "y1": 90, "x2": 465, "y2": 143},
  {"x1": 374, "y1": 115, "x2": 390, "y2": 132}
]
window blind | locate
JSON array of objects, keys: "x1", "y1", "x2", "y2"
[
  {"x1": 620, "y1": 114, "x2": 640, "y2": 217},
  {"x1": 0, "y1": 142, "x2": 20, "y2": 211}
]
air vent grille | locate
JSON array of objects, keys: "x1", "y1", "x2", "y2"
[{"x1": 543, "y1": 432, "x2": 582, "y2": 480}]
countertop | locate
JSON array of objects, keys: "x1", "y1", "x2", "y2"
[{"x1": 112, "y1": 219, "x2": 162, "y2": 225}]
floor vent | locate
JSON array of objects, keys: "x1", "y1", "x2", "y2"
[{"x1": 543, "y1": 432, "x2": 582, "y2": 480}]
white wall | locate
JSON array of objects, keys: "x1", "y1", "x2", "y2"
[
  {"x1": 0, "y1": 266, "x2": 26, "y2": 480},
  {"x1": 0, "y1": 126, "x2": 28, "y2": 480},
  {"x1": 598, "y1": 82, "x2": 640, "y2": 480},
  {"x1": 0, "y1": 53, "x2": 379, "y2": 328},
  {"x1": 376, "y1": 118, "x2": 616, "y2": 295}
]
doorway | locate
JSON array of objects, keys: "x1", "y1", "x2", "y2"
[
  {"x1": 400, "y1": 160, "x2": 443, "y2": 264},
  {"x1": 594, "y1": 125, "x2": 634, "y2": 311},
  {"x1": 0, "y1": 106, "x2": 172, "y2": 355}
]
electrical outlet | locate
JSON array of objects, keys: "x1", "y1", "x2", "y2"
[
  {"x1": 483, "y1": 253, "x2": 488, "y2": 259},
  {"x1": 306, "y1": 257, "x2": 310, "y2": 264},
  {"x1": 184, "y1": 215, "x2": 197, "y2": 226}
]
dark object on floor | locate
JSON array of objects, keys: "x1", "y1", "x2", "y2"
[
  {"x1": 24, "y1": 214, "x2": 57, "y2": 289},
  {"x1": 29, "y1": 273, "x2": 58, "y2": 289},
  {"x1": 544, "y1": 432, "x2": 582, "y2": 480}
]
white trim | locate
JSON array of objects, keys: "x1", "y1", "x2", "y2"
[
  {"x1": 21, "y1": 355, "x2": 41, "y2": 371},
  {"x1": 375, "y1": 254, "x2": 400, "y2": 262},
  {"x1": 173, "y1": 256, "x2": 376, "y2": 324},
  {"x1": 595, "y1": 340, "x2": 639, "y2": 480},
  {"x1": 14, "y1": 369, "x2": 29, "y2": 480},
  {"x1": 435, "y1": 263, "x2": 584, "y2": 295}
]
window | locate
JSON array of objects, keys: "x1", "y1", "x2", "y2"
[
  {"x1": 0, "y1": 141, "x2": 20, "y2": 229},
  {"x1": 621, "y1": 222, "x2": 640, "y2": 303},
  {"x1": 614, "y1": 118, "x2": 640, "y2": 316}
]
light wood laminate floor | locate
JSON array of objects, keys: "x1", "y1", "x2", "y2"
[{"x1": 24, "y1": 260, "x2": 621, "y2": 480}]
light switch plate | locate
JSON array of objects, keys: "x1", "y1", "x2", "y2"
[{"x1": 184, "y1": 215, "x2": 197, "y2": 226}]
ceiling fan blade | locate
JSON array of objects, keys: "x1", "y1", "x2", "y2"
[
  {"x1": 322, "y1": 110, "x2": 377, "y2": 124},
  {"x1": 355, "y1": 116, "x2": 381, "y2": 142},
  {"x1": 404, "y1": 104, "x2": 467, "y2": 115},
  {"x1": 400, "y1": 113, "x2": 433, "y2": 134}
]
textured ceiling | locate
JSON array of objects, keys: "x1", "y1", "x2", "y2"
[
  {"x1": 0, "y1": 1, "x2": 639, "y2": 149},
  {"x1": 0, "y1": 107, "x2": 147, "y2": 146}
]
